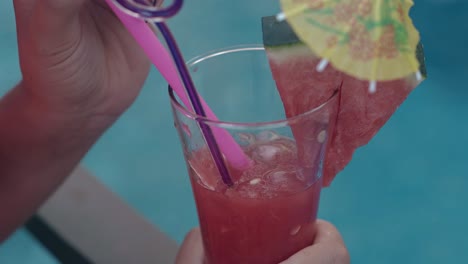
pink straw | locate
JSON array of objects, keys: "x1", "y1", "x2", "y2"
[{"x1": 105, "y1": 0, "x2": 252, "y2": 169}]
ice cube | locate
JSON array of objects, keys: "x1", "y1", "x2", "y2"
[
  {"x1": 266, "y1": 170, "x2": 288, "y2": 184},
  {"x1": 256, "y1": 131, "x2": 281, "y2": 142},
  {"x1": 265, "y1": 168, "x2": 295, "y2": 186},
  {"x1": 253, "y1": 145, "x2": 281, "y2": 163},
  {"x1": 249, "y1": 178, "x2": 261, "y2": 185},
  {"x1": 237, "y1": 133, "x2": 255, "y2": 144}
]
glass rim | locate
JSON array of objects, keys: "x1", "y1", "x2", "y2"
[{"x1": 168, "y1": 44, "x2": 340, "y2": 130}]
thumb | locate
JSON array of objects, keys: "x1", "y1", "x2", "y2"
[
  {"x1": 175, "y1": 228, "x2": 205, "y2": 264},
  {"x1": 30, "y1": 0, "x2": 87, "y2": 55},
  {"x1": 280, "y1": 220, "x2": 350, "y2": 264}
]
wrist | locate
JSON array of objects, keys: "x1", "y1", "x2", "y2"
[
  {"x1": 6, "y1": 83, "x2": 116, "y2": 145},
  {"x1": 0, "y1": 83, "x2": 116, "y2": 239}
]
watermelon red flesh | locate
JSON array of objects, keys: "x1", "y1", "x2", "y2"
[{"x1": 266, "y1": 44, "x2": 419, "y2": 186}]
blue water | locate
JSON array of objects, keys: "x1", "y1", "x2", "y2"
[{"x1": 1, "y1": 0, "x2": 467, "y2": 263}]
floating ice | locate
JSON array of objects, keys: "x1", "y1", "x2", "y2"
[
  {"x1": 256, "y1": 131, "x2": 281, "y2": 142},
  {"x1": 253, "y1": 145, "x2": 281, "y2": 163}
]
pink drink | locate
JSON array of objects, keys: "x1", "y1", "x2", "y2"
[{"x1": 188, "y1": 135, "x2": 322, "y2": 264}]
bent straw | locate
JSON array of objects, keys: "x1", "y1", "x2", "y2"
[
  {"x1": 156, "y1": 22, "x2": 233, "y2": 185},
  {"x1": 105, "y1": 1, "x2": 252, "y2": 170}
]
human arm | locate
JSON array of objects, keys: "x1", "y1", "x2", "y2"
[
  {"x1": 0, "y1": 84, "x2": 115, "y2": 241},
  {"x1": 0, "y1": 0, "x2": 153, "y2": 241}
]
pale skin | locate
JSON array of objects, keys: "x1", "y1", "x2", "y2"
[
  {"x1": 1, "y1": 0, "x2": 349, "y2": 263},
  {"x1": 176, "y1": 221, "x2": 350, "y2": 264}
]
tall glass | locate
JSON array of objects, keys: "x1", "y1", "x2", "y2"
[{"x1": 170, "y1": 45, "x2": 338, "y2": 264}]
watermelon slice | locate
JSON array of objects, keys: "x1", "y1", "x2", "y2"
[{"x1": 262, "y1": 16, "x2": 426, "y2": 186}]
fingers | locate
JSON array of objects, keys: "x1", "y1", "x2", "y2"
[
  {"x1": 13, "y1": 0, "x2": 36, "y2": 35},
  {"x1": 175, "y1": 228, "x2": 205, "y2": 264},
  {"x1": 25, "y1": 0, "x2": 87, "y2": 57},
  {"x1": 34, "y1": 0, "x2": 86, "y2": 36},
  {"x1": 40, "y1": 0, "x2": 87, "y2": 13},
  {"x1": 280, "y1": 220, "x2": 350, "y2": 264},
  {"x1": 281, "y1": 241, "x2": 350, "y2": 264},
  {"x1": 313, "y1": 220, "x2": 347, "y2": 245}
]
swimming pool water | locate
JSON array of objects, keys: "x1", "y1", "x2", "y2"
[{"x1": 1, "y1": 0, "x2": 467, "y2": 263}]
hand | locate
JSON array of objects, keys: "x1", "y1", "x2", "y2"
[
  {"x1": 1, "y1": 0, "x2": 162, "y2": 241},
  {"x1": 175, "y1": 220, "x2": 350, "y2": 264},
  {"x1": 13, "y1": 0, "x2": 160, "y2": 122},
  {"x1": 175, "y1": 228, "x2": 205, "y2": 264},
  {"x1": 280, "y1": 220, "x2": 350, "y2": 264}
]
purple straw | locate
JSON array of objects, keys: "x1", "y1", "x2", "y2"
[
  {"x1": 115, "y1": 0, "x2": 233, "y2": 186},
  {"x1": 157, "y1": 23, "x2": 233, "y2": 186}
]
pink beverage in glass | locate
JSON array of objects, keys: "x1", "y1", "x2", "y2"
[
  {"x1": 170, "y1": 45, "x2": 338, "y2": 264},
  {"x1": 188, "y1": 136, "x2": 322, "y2": 263}
]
